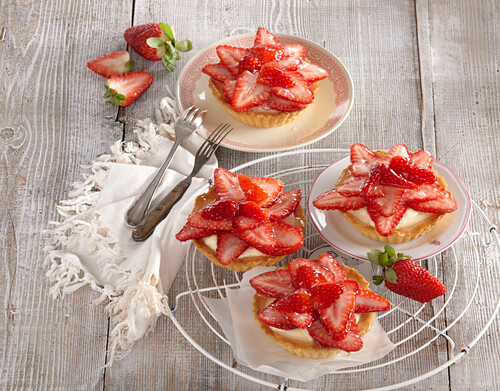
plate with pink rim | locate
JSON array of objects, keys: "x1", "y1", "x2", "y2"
[
  {"x1": 175, "y1": 33, "x2": 354, "y2": 152},
  {"x1": 307, "y1": 155, "x2": 472, "y2": 261}
]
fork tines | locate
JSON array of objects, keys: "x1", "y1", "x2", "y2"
[{"x1": 196, "y1": 123, "x2": 233, "y2": 157}]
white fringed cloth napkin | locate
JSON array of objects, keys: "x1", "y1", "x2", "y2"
[{"x1": 44, "y1": 96, "x2": 217, "y2": 365}]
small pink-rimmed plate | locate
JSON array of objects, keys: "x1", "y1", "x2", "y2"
[
  {"x1": 307, "y1": 155, "x2": 472, "y2": 261},
  {"x1": 175, "y1": 33, "x2": 353, "y2": 152}
]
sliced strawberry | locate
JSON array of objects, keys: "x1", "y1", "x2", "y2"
[
  {"x1": 250, "y1": 177, "x2": 283, "y2": 206},
  {"x1": 354, "y1": 289, "x2": 391, "y2": 313},
  {"x1": 402, "y1": 183, "x2": 448, "y2": 203},
  {"x1": 267, "y1": 189, "x2": 302, "y2": 220},
  {"x1": 361, "y1": 164, "x2": 385, "y2": 198},
  {"x1": 410, "y1": 150, "x2": 434, "y2": 169},
  {"x1": 222, "y1": 80, "x2": 236, "y2": 102},
  {"x1": 343, "y1": 280, "x2": 359, "y2": 294},
  {"x1": 258, "y1": 302, "x2": 296, "y2": 330},
  {"x1": 234, "y1": 201, "x2": 270, "y2": 230},
  {"x1": 233, "y1": 220, "x2": 275, "y2": 248},
  {"x1": 368, "y1": 186, "x2": 405, "y2": 217},
  {"x1": 389, "y1": 156, "x2": 436, "y2": 185},
  {"x1": 201, "y1": 199, "x2": 238, "y2": 220},
  {"x1": 214, "y1": 168, "x2": 246, "y2": 202},
  {"x1": 188, "y1": 209, "x2": 233, "y2": 230},
  {"x1": 275, "y1": 288, "x2": 314, "y2": 314},
  {"x1": 202, "y1": 63, "x2": 236, "y2": 83},
  {"x1": 308, "y1": 320, "x2": 337, "y2": 348},
  {"x1": 288, "y1": 258, "x2": 335, "y2": 287},
  {"x1": 296, "y1": 61, "x2": 329, "y2": 82},
  {"x1": 309, "y1": 283, "x2": 344, "y2": 309},
  {"x1": 252, "y1": 220, "x2": 304, "y2": 256},
  {"x1": 257, "y1": 63, "x2": 295, "y2": 87},
  {"x1": 277, "y1": 44, "x2": 306, "y2": 71},
  {"x1": 313, "y1": 190, "x2": 365, "y2": 211},
  {"x1": 252, "y1": 44, "x2": 285, "y2": 63},
  {"x1": 407, "y1": 193, "x2": 458, "y2": 214},
  {"x1": 336, "y1": 177, "x2": 366, "y2": 197},
  {"x1": 286, "y1": 311, "x2": 315, "y2": 329},
  {"x1": 293, "y1": 266, "x2": 328, "y2": 289},
  {"x1": 254, "y1": 27, "x2": 281, "y2": 46},
  {"x1": 237, "y1": 174, "x2": 269, "y2": 205},
  {"x1": 330, "y1": 313, "x2": 363, "y2": 352},
  {"x1": 232, "y1": 71, "x2": 270, "y2": 112},
  {"x1": 317, "y1": 253, "x2": 347, "y2": 283},
  {"x1": 104, "y1": 72, "x2": 153, "y2": 107},
  {"x1": 233, "y1": 215, "x2": 263, "y2": 230},
  {"x1": 238, "y1": 55, "x2": 263, "y2": 74},
  {"x1": 249, "y1": 269, "x2": 295, "y2": 299},
  {"x1": 318, "y1": 290, "x2": 355, "y2": 339},
  {"x1": 216, "y1": 232, "x2": 249, "y2": 265},
  {"x1": 175, "y1": 223, "x2": 215, "y2": 241},
  {"x1": 350, "y1": 143, "x2": 379, "y2": 177},
  {"x1": 271, "y1": 71, "x2": 314, "y2": 104},
  {"x1": 267, "y1": 94, "x2": 307, "y2": 112},
  {"x1": 216, "y1": 45, "x2": 251, "y2": 77},
  {"x1": 377, "y1": 144, "x2": 410, "y2": 166},
  {"x1": 87, "y1": 51, "x2": 134, "y2": 77},
  {"x1": 367, "y1": 203, "x2": 408, "y2": 236},
  {"x1": 380, "y1": 168, "x2": 418, "y2": 190}
]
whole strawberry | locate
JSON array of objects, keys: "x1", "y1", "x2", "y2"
[
  {"x1": 368, "y1": 245, "x2": 446, "y2": 303},
  {"x1": 124, "y1": 22, "x2": 192, "y2": 71}
]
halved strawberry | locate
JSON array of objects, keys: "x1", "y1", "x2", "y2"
[
  {"x1": 237, "y1": 174, "x2": 269, "y2": 205},
  {"x1": 175, "y1": 223, "x2": 215, "y2": 241},
  {"x1": 309, "y1": 283, "x2": 344, "y2": 309},
  {"x1": 238, "y1": 55, "x2": 263, "y2": 74},
  {"x1": 354, "y1": 289, "x2": 391, "y2": 313},
  {"x1": 389, "y1": 156, "x2": 436, "y2": 185},
  {"x1": 201, "y1": 199, "x2": 238, "y2": 220},
  {"x1": 277, "y1": 44, "x2": 306, "y2": 71},
  {"x1": 257, "y1": 63, "x2": 295, "y2": 87},
  {"x1": 368, "y1": 186, "x2": 405, "y2": 217},
  {"x1": 214, "y1": 168, "x2": 245, "y2": 202},
  {"x1": 313, "y1": 190, "x2": 365, "y2": 211},
  {"x1": 222, "y1": 80, "x2": 236, "y2": 102},
  {"x1": 410, "y1": 150, "x2": 434, "y2": 169},
  {"x1": 258, "y1": 302, "x2": 296, "y2": 330},
  {"x1": 350, "y1": 143, "x2": 379, "y2": 177},
  {"x1": 271, "y1": 71, "x2": 314, "y2": 104},
  {"x1": 267, "y1": 94, "x2": 307, "y2": 112},
  {"x1": 216, "y1": 232, "x2": 249, "y2": 265},
  {"x1": 377, "y1": 144, "x2": 410, "y2": 166},
  {"x1": 253, "y1": 220, "x2": 304, "y2": 256},
  {"x1": 202, "y1": 63, "x2": 236, "y2": 82},
  {"x1": 296, "y1": 61, "x2": 329, "y2": 82},
  {"x1": 407, "y1": 193, "x2": 458, "y2": 214},
  {"x1": 87, "y1": 51, "x2": 134, "y2": 77},
  {"x1": 250, "y1": 269, "x2": 295, "y2": 299},
  {"x1": 380, "y1": 168, "x2": 418, "y2": 190},
  {"x1": 288, "y1": 258, "x2": 335, "y2": 287},
  {"x1": 252, "y1": 44, "x2": 285, "y2": 63},
  {"x1": 402, "y1": 183, "x2": 447, "y2": 203},
  {"x1": 233, "y1": 220, "x2": 275, "y2": 248},
  {"x1": 188, "y1": 208, "x2": 233, "y2": 230},
  {"x1": 232, "y1": 71, "x2": 270, "y2": 112},
  {"x1": 367, "y1": 203, "x2": 408, "y2": 236},
  {"x1": 293, "y1": 266, "x2": 328, "y2": 289},
  {"x1": 317, "y1": 253, "x2": 347, "y2": 283},
  {"x1": 267, "y1": 189, "x2": 302, "y2": 220},
  {"x1": 254, "y1": 27, "x2": 281, "y2": 46},
  {"x1": 104, "y1": 72, "x2": 153, "y2": 107},
  {"x1": 343, "y1": 280, "x2": 359, "y2": 294},
  {"x1": 250, "y1": 177, "x2": 283, "y2": 206},
  {"x1": 336, "y1": 177, "x2": 366, "y2": 197},
  {"x1": 318, "y1": 290, "x2": 355, "y2": 339},
  {"x1": 216, "y1": 45, "x2": 251, "y2": 77}
]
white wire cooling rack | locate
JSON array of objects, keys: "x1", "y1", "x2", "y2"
[{"x1": 161, "y1": 149, "x2": 500, "y2": 390}]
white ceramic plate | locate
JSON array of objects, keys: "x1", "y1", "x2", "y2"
[
  {"x1": 176, "y1": 33, "x2": 354, "y2": 152},
  {"x1": 307, "y1": 156, "x2": 472, "y2": 261}
]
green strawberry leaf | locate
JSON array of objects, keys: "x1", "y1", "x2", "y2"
[
  {"x1": 385, "y1": 268, "x2": 398, "y2": 284},
  {"x1": 147, "y1": 37, "x2": 166, "y2": 48},
  {"x1": 373, "y1": 275, "x2": 385, "y2": 285},
  {"x1": 159, "y1": 22, "x2": 175, "y2": 41},
  {"x1": 367, "y1": 249, "x2": 383, "y2": 266},
  {"x1": 378, "y1": 252, "x2": 389, "y2": 267},
  {"x1": 176, "y1": 39, "x2": 193, "y2": 52},
  {"x1": 162, "y1": 56, "x2": 175, "y2": 72},
  {"x1": 166, "y1": 41, "x2": 176, "y2": 56},
  {"x1": 385, "y1": 244, "x2": 396, "y2": 259}
]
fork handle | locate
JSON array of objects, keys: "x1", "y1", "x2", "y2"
[
  {"x1": 125, "y1": 139, "x2": 182, "y2": 228},
  {"x1": 131, "y1": 177, "x2": 192, "y2": 241}
]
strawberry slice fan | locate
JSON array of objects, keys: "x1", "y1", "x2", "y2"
[{"x1": 163, "y1": 148, "x2": 499, "y2": 388}]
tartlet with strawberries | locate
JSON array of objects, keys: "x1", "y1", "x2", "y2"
[
  {"x1": 201, "y1": 27, "x2": 328, "y2": 128},
  {"x1": 313, "y1": 144, "x2": 458, "y2": 243},
  {"x1": 250, "y1": 254, "x2": 390, "y2": 358},
  {"x1": 176, "y1": 168, "x2": 306, "y2": 272}
]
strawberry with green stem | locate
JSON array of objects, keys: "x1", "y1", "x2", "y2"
[{"x1": 368, "y1": 245, "x2": 446, "y2": 303}]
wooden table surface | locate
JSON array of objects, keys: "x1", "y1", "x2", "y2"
[{"x1": 1, "y1": 0, "x2": 499, "y2": 390}]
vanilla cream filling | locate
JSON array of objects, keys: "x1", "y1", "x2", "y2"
[{"x1": 347, "y1": 207, "x2": 434, "y2": 229}]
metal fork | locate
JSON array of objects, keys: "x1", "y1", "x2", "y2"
[
  {"x1": 125, "y1": 106, "x2": 206, "y2": 228},
  {"x1": 132, "y1": 123, "x2": 233, "y2": 241}
]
